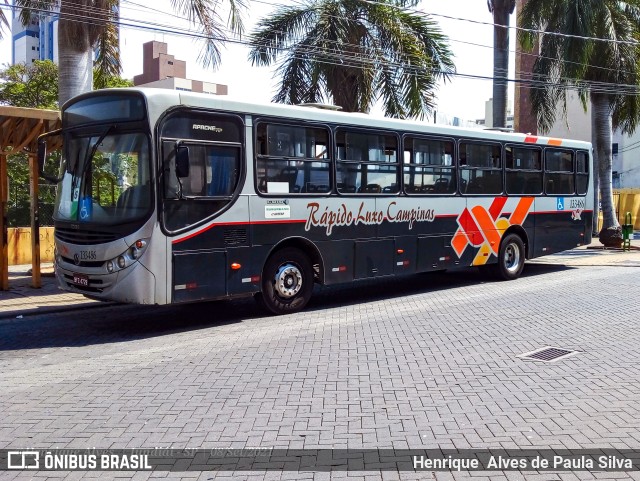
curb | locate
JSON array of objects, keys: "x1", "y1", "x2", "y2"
[{"x1": 0, "y1": 300, "x2": 119, "y2": 321}]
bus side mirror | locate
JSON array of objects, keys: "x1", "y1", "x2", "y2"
[
  {"x1": 37, "y1": 130, "x2": 64, "y2": 184},
  {"x1": 176, "y1": 145, "x2": 190, "y2": 178}
]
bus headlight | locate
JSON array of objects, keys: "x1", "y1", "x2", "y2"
[{"x1": 105, "y1": 238, "x2": 149, "y2": 274}]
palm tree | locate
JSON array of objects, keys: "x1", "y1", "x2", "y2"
[
  {"x1": 247, "y1": 0, "x2": 455, "y2": 119},
  {"x1": 0, "y1": 10, "x2": 7, "y2": 38},
  {"x1": 14, "y1": 0, "x2": 245, "y2": 106},
  {"x1": 487, "y1": 0, "x2": 515, "y2": 128},
  {"x1": 518, "y1": 0, "x2": 640, "y2": 246}
]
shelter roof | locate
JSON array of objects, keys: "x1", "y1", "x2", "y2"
[{"x1": 0, "y1": 106, "x2": 61, "y2": 154}]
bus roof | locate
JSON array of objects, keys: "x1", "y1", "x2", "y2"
[{"x1": 85, "y1": 87, "x2": 594, "y2": 150}]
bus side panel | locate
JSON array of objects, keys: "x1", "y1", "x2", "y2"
[
  {"x1": 532, "y1": 195, "x2": 588, "y2": 256},
  {"x1": 417, "y1": 236, "x2": 459, "y2": 272},
  {"x1": 172, "y1": 250, "x2": 227, "y2": 302},
  {"x1": 354, "y1": 239, "x2": 394, "y2": 279},
  {"x1": 227, "y1": 245, "x2": 270, "y2": 295},
  {"x1": 316, "y1": 240, "x2": 355, "y2": 285},
  {"x1": 394, "y1": 237, "x2": 417, "y2": 275}
]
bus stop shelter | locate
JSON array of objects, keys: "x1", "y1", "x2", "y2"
[{"x1": 0, "y1": 106, "x2": 61, "y2": 290}]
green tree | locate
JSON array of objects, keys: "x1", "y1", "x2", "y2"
[
  {"x1": 248, "y1": 0, "x2": 455, "y2": 119},
  {"x1": 0, "y1": 60, "x2": 59, "y2": 109},
  {"x1": 518, "y1": 0, "x2": 640, "y2": 246},
  {"x1": 14, "y1": 0, "x2": 246, "y2": 105},
  {"x1": 94, "y1": 69, "x2": 134, "y2": 90},
  {"x1": 0, "y1": 61, "x2": 134, "y2": 109},
  {"x1": 0, "y1": 61, "x2": 59, "y2": 225},
  {"x1": 487, "y1": 0, "x2": 515, "y2": 128}
]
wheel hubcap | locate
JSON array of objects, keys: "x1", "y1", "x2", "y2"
[
  {"x1": 274, "y1": 264, "x2": 302, "y2": 298},
  {"x1": 504, "y1": 243, "x2": 521, "y2": 274}
]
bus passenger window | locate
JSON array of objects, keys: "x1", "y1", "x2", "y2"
[
  {"x1": 459, "y1": 141, "x2": 502, "y2": 195},
  {"x1": 403, "y1": 137, "x2": 455, "y2": 194},
  {"x1": 545, "y1": 149, "x2": 574, "y2": 195},
  {"x1": 336, "y1": 129, "x2": 399, "y2": 194},
  {"x1": 505, "y1": 146, "x2": 542, "y2": 195},
  {"x1": 576, "y1": 151, "x2": 589, "y2": 195},
  {"x1": 256, "y1": 123, "x2": 330, "y2": 194}
]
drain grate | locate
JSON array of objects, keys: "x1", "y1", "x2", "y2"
[{"x1": 518, "y1": 346, "x2": 579, "y2": 363}]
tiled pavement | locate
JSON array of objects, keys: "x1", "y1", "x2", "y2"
[{"x1": 0, "y1": 240, "x2": 639, "y2": 480}]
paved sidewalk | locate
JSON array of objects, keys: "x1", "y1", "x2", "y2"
[
  {"x1": 0, "y1": 263, "x2": 108, "y2": 319},
  {"x1": 0, "y1": 237, "x2": 637, "y2": 320}
]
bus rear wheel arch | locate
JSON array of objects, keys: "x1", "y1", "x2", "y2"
[{"x1": 256, "y1": 247, "x2": 314, "y2": 315}]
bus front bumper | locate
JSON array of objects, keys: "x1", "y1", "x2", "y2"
[{"x1": 55, "y1": 260, "x2": 157, "y2": 305}]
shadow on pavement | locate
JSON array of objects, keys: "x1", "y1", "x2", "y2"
[
  {"x1": 0, "y1": 263, "x2": 571, "y2": 351},
  {"x1": 307, "y1": 263, "x2": 571, "y2": 312}
]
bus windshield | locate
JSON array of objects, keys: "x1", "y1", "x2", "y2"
[{"x1": 54, "y1": 131, "x2": 151, "y2": 225}]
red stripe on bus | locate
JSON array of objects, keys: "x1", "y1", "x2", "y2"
[
  {"x1": 524, "y1": 136, "x2": 538, "y2": 143},
  {"x1": 172, "y1": 219, "x2": 307, "y2": 244}
]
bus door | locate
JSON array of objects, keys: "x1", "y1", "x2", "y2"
[{"x1": 159, "y1": 109, "x2": 245, "y2": 303}]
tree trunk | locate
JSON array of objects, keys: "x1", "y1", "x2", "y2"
[
  {"x1": 57, "y1": 1, "x2": 94, "y2": 106},
  {"x1": 492, "y1": 3, "x2": 510, "y2": 128},
  {"x1": 589, "y1": 103, "x2": 600, "y2": 236},
  {"x1": 331, "y1": 70, "x2": 361, "y2": 113},
  {"x1": 590, "y1": 92, "x2": 621, "y2": 247}
]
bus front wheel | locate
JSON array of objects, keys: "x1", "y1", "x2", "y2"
[
  {"x1": 256, "y1": 248, "x2": 314, "y2": 315},
  {"x1": 494, "y1": 233, "x2": 525, "y2": 280}
]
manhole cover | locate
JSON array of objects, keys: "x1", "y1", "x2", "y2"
[{"x1": 518, "y1": 346, "x2": 579, "y2": 362}]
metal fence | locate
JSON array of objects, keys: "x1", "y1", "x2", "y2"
[{"x1": 7, "y1": 184, "x2": 56, "y2": 227}]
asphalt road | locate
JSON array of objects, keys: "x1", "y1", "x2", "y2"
[{"x1": 1, "y1": 258, "x2": 640, "y2": 480}]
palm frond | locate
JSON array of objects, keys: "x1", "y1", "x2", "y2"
[
  {"x1": 94, "y1": 16, "x2": 121, "y2": 88},
  {"x1": 15, "y1": 0, "x2": 57, "y2": 26},
  {"x1": 248, "y1": 5, "x2": 318, "y2": 66},
  {"x1": 249, "y1": 0, "x2": 453, "y2": 117},
  {"x1": 170, "y1": 0, "x2": 245, "y2": 69},
  {"x1": 0, "y1": 6, "x2": 8, "y2": 41},
  {"x1": 519, "y1": 0, "x2": 640, "y2": 134}
]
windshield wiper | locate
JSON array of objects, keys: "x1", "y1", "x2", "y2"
[{"x1": 71, "y1": 125, "x2": 116, "y2": 204}]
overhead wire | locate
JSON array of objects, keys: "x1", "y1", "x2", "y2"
[{"x1": 2, "y1": 0, "x2": 640, "y2": 99}]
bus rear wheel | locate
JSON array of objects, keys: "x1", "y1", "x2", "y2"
[
  {"x1": 256, "y1": 248, "x2": 314, "y2": 315},
  {"x1": 493, "y1": 233, "x2": 525, "y2": 280}
]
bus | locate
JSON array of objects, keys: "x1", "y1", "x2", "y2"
[{"x1": 38, "y1": 88, "x2": 593, "y2": 315}]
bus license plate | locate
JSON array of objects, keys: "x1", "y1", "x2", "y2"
[{"x1": 72, "y1": 273, "x2": 89, "y2": 287}]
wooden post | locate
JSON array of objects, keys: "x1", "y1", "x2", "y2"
[
  {"x1": 0, "y1": 153, "x2": 8, "y2": 290},
  {"x1": 29, "y1": 154, "x2": 41, "y2": 288}
]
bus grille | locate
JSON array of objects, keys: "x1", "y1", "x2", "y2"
[
  {"x1": 56, "y1": 227, "x2": 119, "y2": 245},
  {"x1": 61, "y1": 256, "x2": 104, "y2": 268},
  {"x1": 224, "y1": 228, "x2": 248, "y2": 246}
]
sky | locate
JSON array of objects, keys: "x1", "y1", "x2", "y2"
[{"x1": 0, "y1": 0, "x2": 516, "y2": 121}]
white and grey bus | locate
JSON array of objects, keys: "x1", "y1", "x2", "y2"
[{"x1": 38, "y1": 88, "x2": 593, "y2": 314}]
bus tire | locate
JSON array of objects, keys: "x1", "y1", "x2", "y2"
[
  {"x1": 495, "y1": 233, "x2": 525, "y2": 280},
  {"x1": 256, "y1": 248, "x2": 314, "y2": 315}
]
